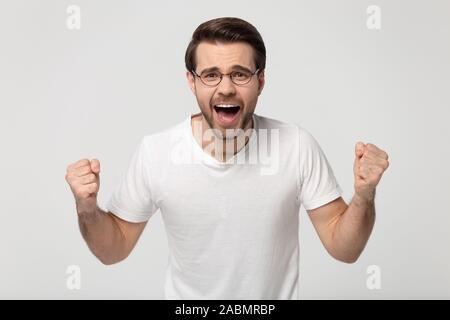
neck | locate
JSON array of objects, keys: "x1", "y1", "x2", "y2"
[{"x1": 191, "y1": 113, "x2": 254, "y2": 162}]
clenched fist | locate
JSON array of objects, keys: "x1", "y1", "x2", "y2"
[
  {"x1": 353, "y1": 142, "x2": 389, "y2": 201},
  {"x1": 65, "y1": 158, "x2": 101, "y2": 214}
]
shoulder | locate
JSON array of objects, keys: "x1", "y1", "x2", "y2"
[
  {"x1": 254, "y1": 114, "x2": 299, "y2": 142},
  {"x1": 255, "y1": 114, "x2": 318, "y2": 147},
  {"x1": 140, "y1": 116, "x2": 189, "y2": 151}
]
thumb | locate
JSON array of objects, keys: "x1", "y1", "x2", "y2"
[
  {"x1": 90, "y1": 158, "x2": 101, "y2": 175},
  {"x1": 355, "y1": 141, "x2": 365, "y2": 158}
]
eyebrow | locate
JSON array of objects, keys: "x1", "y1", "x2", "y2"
[{"x1": 198, "y1": 65, "x2": 254, "y2": 74}]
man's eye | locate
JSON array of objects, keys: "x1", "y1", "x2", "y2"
[
  {"x1": 204, "y1": 73, "x2": 218, "y2": 78},
  {"x1": 233, "y1": 72, "x2": 248, "y2": 78}
]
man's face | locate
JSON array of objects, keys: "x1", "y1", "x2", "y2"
[{"x1": 187, "y1": 41, "x2": 265, "y2": 139}]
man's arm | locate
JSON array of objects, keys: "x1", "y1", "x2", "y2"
[
  {"x1": 66, "y1": 158, "x2": 147, "y2": 265},
  {"x1": 307, "y1": 142, "x2": 389, "y2": 263},
  {"x1": 308, "y1": 195, "x2": 375, "y2": 263},
  {"x1": 77, "y1": 205, "x2": 147, "y2": 265}
]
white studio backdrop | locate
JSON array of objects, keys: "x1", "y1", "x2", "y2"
[{"x1": 0, "y1": 0, "x2": 449, "y2": 299}]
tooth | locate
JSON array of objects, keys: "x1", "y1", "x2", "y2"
[{"x1": 216, "y1": 104, "x2": 239, "y2": 108}]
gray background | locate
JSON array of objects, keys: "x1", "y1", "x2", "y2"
[{"x1": 1, "y1": 0, "x2": 449, "y2": 299}]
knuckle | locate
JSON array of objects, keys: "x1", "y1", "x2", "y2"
[
  {"x1": 82, "y1": 166, "x2": 91, "y2": 174},
  {"x1": 81, "y1": 174, "x2": 93, "y2": 184},
  {"x1": 76, "y1": 166, "x2": 89, "y2": 176},
  {"x1": 77, "y1": 159, "x2": 90, "y2": 166},
  {"x1": 381, "y1": 159, "x2": 389, "y2": 169}
]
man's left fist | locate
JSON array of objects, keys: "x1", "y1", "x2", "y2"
[{"x1": 353, "y1": 142, "x2": 389, "y2": 201}]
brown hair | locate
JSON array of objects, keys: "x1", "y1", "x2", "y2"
[{"x1": 185, "y1": 17, "x2": 266, "y2": 73}]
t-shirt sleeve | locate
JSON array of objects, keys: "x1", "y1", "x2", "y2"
[
  {"x1": 105, "y1": 137, "x2": 159, "y2": 222},
  {"x1": 298, "y1": 126, "x2": 343, "y2": 211}
]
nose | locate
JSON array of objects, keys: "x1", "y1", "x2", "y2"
[{"x1": 216, "y1": 74, "x2": 236, "y2": 96}]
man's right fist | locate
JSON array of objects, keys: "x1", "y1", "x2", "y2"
[{"x1": 65, "y1": 158, "x2": 101, "y2": 213}]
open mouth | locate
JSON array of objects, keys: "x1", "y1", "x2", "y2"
[
  {"x1": 213, "y1": 104, "x2": 241, "y2": 126},
  {"x1": 213, "y1": 104, "x2": 241, "y2": 115}
]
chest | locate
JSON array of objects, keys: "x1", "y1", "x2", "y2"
[{"x1": 154, "y1": 164, "x2": 299, "y2": 230}]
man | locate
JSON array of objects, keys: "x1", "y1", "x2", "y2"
[{"x1": 65, "y1": 17, "x2": 389, "y2": 299}]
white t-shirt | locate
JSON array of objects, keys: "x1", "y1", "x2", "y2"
[{"x1": 105, "y1": 113, "x2": 343, "y2": 299}]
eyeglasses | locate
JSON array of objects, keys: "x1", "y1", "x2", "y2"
[{"x1": 192, "y1": 68, "x2": 260, "y2": 87}]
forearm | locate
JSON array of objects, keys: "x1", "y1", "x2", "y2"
[
  {"x1": 77, "y1": 204, "x2": 127, "y2": 265},
  {"x1": 331, "y1": 191, "x2": 376, "y2": 263},
  {"x1": 323, "y1": 141, "x2": 388, "y2": 263}
]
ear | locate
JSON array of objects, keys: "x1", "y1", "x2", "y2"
[
  {"x1": 186, "y1": 70, "x2": 196, "y2": 95},
  {"x1": 257, "y1": 70, "x2": 265, "y2": 96}
]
